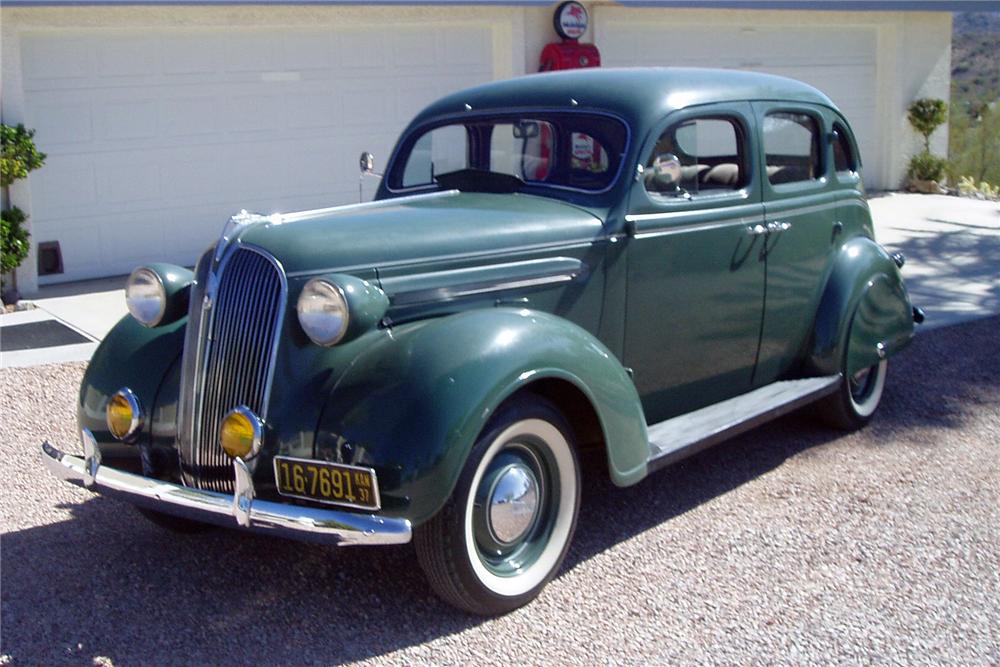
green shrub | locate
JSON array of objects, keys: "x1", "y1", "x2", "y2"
[
  {"x1": 907, "y1": 151, "x2": 948, "y2": 182},
  {"x1": 907, "y1": 98, "x2": 948, "y2": 152},
  {"x1": 1, "y1": 206, "x2": 30, "y2": 276},
  {"x1": 1, "y1": 124, "x2": 46, "y2": 188}
]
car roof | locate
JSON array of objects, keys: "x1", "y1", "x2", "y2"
[{"x1": 410, "y1": 67, "x2": 840, "y2": 130}]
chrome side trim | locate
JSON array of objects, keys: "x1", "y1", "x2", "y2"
[
  {"x1": 286, "y1": 238, "x2": 603, "y2": 279},
  {"x1": 41, "y1": 441, "x2": 411, "y2": 547},
  {"x1": 630, "y1": 217, "x2": 759, "y2": 239},
  {"x1": 382, "y1": 257, "x2": 587, "y2": 306},
  {"x1": 624, "y1": 200, "x2": 759, "y2": 224},
  {"x1": 762, "y1": 201, "x2": 838, "y2": 219}
]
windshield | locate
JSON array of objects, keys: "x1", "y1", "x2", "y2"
[{"x1": 390, "y1": 113, "x2": 628, "y2": 194}]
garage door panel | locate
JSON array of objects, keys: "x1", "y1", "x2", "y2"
[
  {"x1": 31, "y1": 156, "x2": 98, "y2": 220},
  {"x1": 101, "y1": 214, "x2": 167, "y2": 264},
  {"x1": 101, "y1": 160, "x2": 162, "y2": 205},
  {"x1": 99, "y1": 98, "x2": 161, "y2": 141},
  {"x1": 25, "y1": 93, "x2": 94, "y2": 145},
  {"x1": 161, "y1": 152, "x2": 223, "y2": 200},
  {"x1": 97, "y1": 37, "x2": 159, "y2": 78},
  {"x1": 160, "y1": 34, "x2": 225, "y2": 76},
  {"x1": 392, "y1": 31, "x2": 439, "y2": 68},
  {"x1": 282, "y1": 32, "x2": 337, "y2": 71},
  {"x1": 336, "y1": 31, "x2": 387, "y2": 69},
  {"x1": 163, "y1": 95, "x2": 225, "y2": 138},
  {"x1": 225, "y1": 93, "x2": 284, "y2": 134},
  {"x1": 444, "y1": 30, "x2": 492, "y2": 66},
  {"x1": 286, "y1": 89, "x2": 343, "y2": 131},
  {"x1": 223, "y1": 33, "x2": 282, "y2": 73},
  {"x1": 22, "y1": 35, "x2": 91, "y2": 83}
]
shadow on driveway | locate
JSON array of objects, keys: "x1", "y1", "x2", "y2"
[{"x1": 2, "y1": 316, "x2": 997, "y2": 666}]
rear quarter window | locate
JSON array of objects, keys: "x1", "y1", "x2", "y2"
[
  {"x1": 832, "y1": 122, "x2": 857, "y2": 173},
  {"x1": 763, "y1": 112, "x2": 822, "y2": 185}
]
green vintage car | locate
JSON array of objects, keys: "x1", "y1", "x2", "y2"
[{"x1": 43, "y1": 68, "x2": 921, "y2": 615}]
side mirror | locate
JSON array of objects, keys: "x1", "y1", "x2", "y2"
[
  {"x1": 359, "y1": 151, "x2": 375, "y2": 175},
  {"x1": 645, "y1": 153, "x2": 682, "y2": 193}
]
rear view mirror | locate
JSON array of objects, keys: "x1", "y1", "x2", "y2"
[{"x1": 513, "y1": 121, "x2": 540, "y2": 139}]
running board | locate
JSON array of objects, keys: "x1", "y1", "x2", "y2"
[{"x1": 647, "y1": 375, "x2": 841, "y2": 472}]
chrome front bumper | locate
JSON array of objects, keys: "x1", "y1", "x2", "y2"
[{"x1": 41, "y1": 430, "x2": 411, "y2": 547}]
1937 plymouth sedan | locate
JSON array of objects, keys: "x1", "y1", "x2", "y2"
[{"x1": 42, "y1": 68, "x2": 921, "y2": 615}]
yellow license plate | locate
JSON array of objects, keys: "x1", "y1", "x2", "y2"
[{"x1": 273, "y1": 456, "x2": 380, "y2": 511}]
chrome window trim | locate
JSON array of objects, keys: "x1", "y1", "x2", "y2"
[{"x1": 383, "y1": 107, "x2": 632, "y2": 198}]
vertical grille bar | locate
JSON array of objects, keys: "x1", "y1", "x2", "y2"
[{"x1": 179, "y1": 246, "x2": 286, "y2": 492}]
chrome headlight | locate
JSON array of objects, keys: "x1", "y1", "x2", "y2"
[
  {"x1": 297, "y1": 278, "x2": 349, "y2": 346},
  {"x1": 125, "y1": 267, "x2": 166, "y2": 327}
]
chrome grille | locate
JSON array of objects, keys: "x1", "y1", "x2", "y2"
[{"x1": 180, "y1": 246, "x2": 285, "y2": 492}]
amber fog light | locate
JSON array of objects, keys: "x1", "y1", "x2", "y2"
[
  {"x1": 106, "y1": 388, "x2": 142, "y2": 441},
  {"x1": 219, "y1": 406, "x2": 263, "y2": 459}
]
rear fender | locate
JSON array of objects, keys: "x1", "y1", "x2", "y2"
[
  {"x1": 809, "y1": 237, "x2": 915, "y2": 376},
  {"x1": 315, "y1": 308, "x2": 649, "y2": 525}
]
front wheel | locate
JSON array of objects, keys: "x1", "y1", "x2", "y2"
[
  {"x1": 414, "y1": 395, "x2": 580, "y2": 615},
  {"x1": 817, "y1": 359, "x2": 888, "y2": 430}
]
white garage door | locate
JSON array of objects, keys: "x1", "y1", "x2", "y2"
[
  {"x1": 596, "y1": 13, "x2": 878, "y2": 188},
  {"x1": 22, "y1": 25, "x2": 496, "y2": 283}
]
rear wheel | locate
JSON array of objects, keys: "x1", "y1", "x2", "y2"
[
  {"x1": 818, "y1": 359, "x2": 888, "y2": 430},
  {"x1": 414, "y1": 395, "x2": 580, "y2": 615}
]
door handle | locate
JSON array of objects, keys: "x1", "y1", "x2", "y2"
[
  {"x1": 747, "y1": 224, "x2": 767, "y2": 236},
  {"x1": 767, "y1": 221, "x2": 792, "y2": 232}
]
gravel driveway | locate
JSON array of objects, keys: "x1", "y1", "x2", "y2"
[{"x1": 2, "y1": 316, "x2": 998, "y2": 666}]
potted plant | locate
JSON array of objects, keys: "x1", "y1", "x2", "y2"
[
  {"x1": 1, "y1": 123, "x2": 46, "y2": 305},
  {"x1": 905, "y1": 98, "x2": 948, "y2": 193}
]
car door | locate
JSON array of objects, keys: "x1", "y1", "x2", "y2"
[
  {"x1": 751, "y1": 102, "x2": 842, "y2": 386},
  {"x1": 623, "y1": 102, "x2": 767, "y2": 424}
]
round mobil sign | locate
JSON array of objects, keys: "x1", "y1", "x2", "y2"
[{"x1": 554, "y1": 1, "x2": 588, "y2": 41}]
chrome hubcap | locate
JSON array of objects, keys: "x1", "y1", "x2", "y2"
[{"x1": 488, "y1": 464, "x2": 540, "y2": 545}]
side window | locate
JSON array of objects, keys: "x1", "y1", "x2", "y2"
[
  {"x1": 402, "y1": 125, "x2": 468, "y2": 187},
  {"x1": 832, "y1": 123, "x2": 856, "y2": 174},
  {"x1": 644, "y1": 117, "x2": 745, "y2": 198},
  {"x1": 763, "y1": 111, "x2": 822, "y2": 185}
]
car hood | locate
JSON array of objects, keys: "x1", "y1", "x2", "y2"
[{"x1": 235, "y1": 190, "x2": 605, "y2": 278}]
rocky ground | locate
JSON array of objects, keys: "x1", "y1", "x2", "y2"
[{"x1": 1, "y1": 316, "x2": 998, "y2": 666}]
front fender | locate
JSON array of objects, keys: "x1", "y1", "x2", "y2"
[
  {"x1": 78, "y1": 314, "x2": 186, "y2": 468},
  {"x1": 809, "y1": 236, "x2": 915, "y2": 376},
  {"x1": 315, "y1": 308, "x2": 649, "y2": 526}
]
